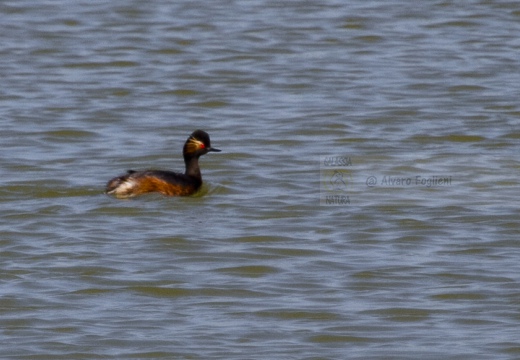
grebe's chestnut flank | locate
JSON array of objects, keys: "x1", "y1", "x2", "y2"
[{"x1": 105, "y1": 130, "x2": 221, "y2": 198}]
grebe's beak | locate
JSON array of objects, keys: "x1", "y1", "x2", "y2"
[{"x1": 209, "y1": 147, "x2": 221, "y2": 152}]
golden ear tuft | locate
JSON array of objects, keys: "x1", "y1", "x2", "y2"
[{"x1": 185, "y1": 137, "x2": 205, "y2": 153}]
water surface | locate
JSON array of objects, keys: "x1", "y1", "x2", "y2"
[{"x1": 1, "y1": 1, "x2": 520, "y2": 359}]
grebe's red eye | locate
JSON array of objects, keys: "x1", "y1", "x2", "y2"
[{"x1": 200, "y1": 143, "x2": 205, "y2": 149}]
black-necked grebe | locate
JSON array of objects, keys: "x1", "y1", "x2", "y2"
[{"x1": 105, "y1": 130, "x2": 220, "y2": 198}]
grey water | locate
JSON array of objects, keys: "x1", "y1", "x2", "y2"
[{"x1": 1, "y1": 1, "x2": 520, "y2": 359}]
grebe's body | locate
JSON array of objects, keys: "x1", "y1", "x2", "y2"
[{"x1": 106, "y1": 130, "x2": 220, "y2": 198}]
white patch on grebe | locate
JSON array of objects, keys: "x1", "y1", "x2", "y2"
[{"x1": 111, "y1": 178, "x2": 137, "y2": 198}]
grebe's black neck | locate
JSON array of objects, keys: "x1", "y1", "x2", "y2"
[
  {"x1": 184, "y1": 154, "x2": 202, "y2": 179},
  {"x1": 181, "y1": 129, "x2": 221, "y2": 179}
]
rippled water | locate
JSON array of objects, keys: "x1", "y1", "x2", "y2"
[{"x1": 2, "y1": 1, "x2": 520, "y2": 359}]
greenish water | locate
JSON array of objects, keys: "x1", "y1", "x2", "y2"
[{"x1": 1, "y1": 1, "x2": 520, "y2": 359}]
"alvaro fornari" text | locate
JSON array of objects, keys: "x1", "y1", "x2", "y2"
[{"x1": 381, "y1": 175, "x2": 452, "y2": 187}]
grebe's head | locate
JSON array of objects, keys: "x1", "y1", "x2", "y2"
[{"x1": 183, "y1": 129, "x2": 221, "y2": 158}]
